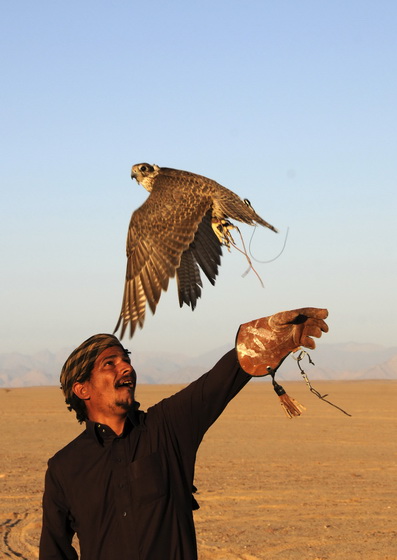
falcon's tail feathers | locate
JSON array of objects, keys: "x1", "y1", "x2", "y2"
[
  {"x1": 190, "y1": 212, "x2": 222, "y2": 286},
  {"x1": 215, "y1": 187, "x2": 278, "y2": 233},
  {"x1": 176, "y1": 251, "x2": 202, "y2": 309}
]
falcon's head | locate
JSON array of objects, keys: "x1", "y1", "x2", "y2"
[{"x1": 131, "y1": 163, "x2": 160, "y2": 192}]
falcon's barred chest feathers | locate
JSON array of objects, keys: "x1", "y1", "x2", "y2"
[{"x1": 114, "y1": 163, "x2": 278, "y2": 338}]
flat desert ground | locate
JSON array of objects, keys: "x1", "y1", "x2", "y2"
[{"x1": 1, "y1": 378, "x2": 396, "y2": 559}]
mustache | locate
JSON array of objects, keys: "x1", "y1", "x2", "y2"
[{"x1": 114, "y1": 371, "x2": 137, "y2": 389}]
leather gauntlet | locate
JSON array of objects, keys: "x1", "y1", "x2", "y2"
[{"x1": 236, "y1": 308, "x2": 329, "y2": 376}]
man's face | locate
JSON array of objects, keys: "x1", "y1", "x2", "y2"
[{"x1": 81, "y1": 346, "x2": 137, "y2": 422}]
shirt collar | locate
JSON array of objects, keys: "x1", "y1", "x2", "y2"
[{"x1": 85, "y1": 409, "x2": 142, "y2": 446}]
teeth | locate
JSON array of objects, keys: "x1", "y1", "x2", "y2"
[{"x1": 118, "y1": 379, "x2": 132, "y2": 387}]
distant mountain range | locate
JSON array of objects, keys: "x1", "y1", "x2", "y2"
[{"x1": 0, "y1": 342, "x2": 396, "y2": 388}]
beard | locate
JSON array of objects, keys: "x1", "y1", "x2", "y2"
[{"x1": 115, "y1": 388, "x2": 137, "y2": 413}]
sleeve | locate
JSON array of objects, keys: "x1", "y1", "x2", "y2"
[
  {"x1": 159, "y1": 348, "x2": 251, "y2": 450},
  {"x1": 39, "y1": 459, "x2": 78, "y2": 560}
]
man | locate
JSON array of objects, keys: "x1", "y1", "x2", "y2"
[{"x1": 39, "y1": 307, "x2": 329, "y2": 560}]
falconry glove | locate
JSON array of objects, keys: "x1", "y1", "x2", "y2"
[
  {"x1": 236, "y1": 307, "x2": 329, "y2": 418},
  {"x1": 236, "y1": 307, "x2": 329, "y2": 376}
]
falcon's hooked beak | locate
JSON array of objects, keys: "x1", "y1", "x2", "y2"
[{"x1": 130, "y1": 163, "x2": 157, "y2": 192}]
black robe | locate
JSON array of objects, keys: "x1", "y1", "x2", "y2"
[{"x1": 39, "y1": 349, "x2": 251, "y2": 560}]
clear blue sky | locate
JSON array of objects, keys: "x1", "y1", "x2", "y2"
[{"x1": 1, "y1": 0, "x2": 396, "y2": 357}]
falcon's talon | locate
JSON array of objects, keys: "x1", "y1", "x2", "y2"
[{"x1": 211, "y1": 218, "x2": 237, "y2": 249}]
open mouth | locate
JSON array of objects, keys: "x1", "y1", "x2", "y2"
[{"x1": 115, "y1": 377, "x2": 135, "y2": 389}]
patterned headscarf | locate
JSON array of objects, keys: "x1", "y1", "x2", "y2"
[{"x1": 60, "y1": 333, "x2": 127, "y2": 403}]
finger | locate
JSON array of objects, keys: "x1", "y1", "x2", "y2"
[
  {"x1": 294, "y1": 307, "x2": 329, "y2": 320},
  {"x1": 317, "y1": 318, "x2": 329, "y2": 333},
  {"x1": 300, "y1": 319, "x2": 329, "y2": 348},
  {"x1": 300, "y1": 335, "x2": 317, "y2": 349},
  {"x1": 303, "y1": 323, "x2": 328, "y2": 338},
  {"x1": 293, "y1": 320, "x2": 329, "y2": 347},
  {"x1": 306, "y1": 318, "x2": 329, "y2": 334},
  {"x1": 304, "y1": 325, "x2": 324, "y2": 339},
  {"x1": 273, "y1": 308, "x2": 328, "y2": 326}
]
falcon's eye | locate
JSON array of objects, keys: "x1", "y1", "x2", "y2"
[{"x1": 140, "y1": 164, "x2": 154, "y2": 173}]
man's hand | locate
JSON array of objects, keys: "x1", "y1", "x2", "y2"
[{"x1": 236, "y1": 307, "x2": 329, "y2": 376}]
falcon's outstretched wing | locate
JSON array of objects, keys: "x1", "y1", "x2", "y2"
[
  {"x1": 176, "y1": 211, "x2": 222, "y2": 309},
  {"x1": 114, "y1": 163, "x2": 277, "y2": 338}
]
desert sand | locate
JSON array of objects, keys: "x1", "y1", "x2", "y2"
[{"x1": 0, "y1": 378, "x2": 396, "y2": 559}]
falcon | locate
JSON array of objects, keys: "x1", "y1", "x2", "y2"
[{"x1": 114, "y1": 163, "x2": 277, "y2": 338}]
